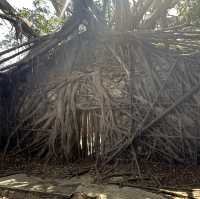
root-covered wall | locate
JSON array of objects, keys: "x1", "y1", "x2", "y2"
[
  {"x1": 4, "y1": 33, "x2": 200, "y2": 166},
  {"x1": 1, "y1": 0, "x2": 200, "y2": 167}
]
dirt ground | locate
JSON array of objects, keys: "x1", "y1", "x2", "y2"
[
  {"x1": 0, "y1": 173, "x2": 165, "y2": 199},
  {"x1": 0, "y1": 156, "x2": 200, "y2": 198}
]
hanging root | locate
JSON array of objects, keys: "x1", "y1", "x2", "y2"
[{"x1": 3, "y1": 29, "x2": 200, "y2": 168}]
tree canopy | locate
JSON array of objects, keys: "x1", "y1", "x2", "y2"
[{"x1": 0, "y1": 0, "x2": 200, "y2": 41}]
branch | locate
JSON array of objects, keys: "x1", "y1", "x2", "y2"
[
  {"x1": 0, "y1": 13, "x2": 15, "y2": 23},
  {"x1": 0, "y1": 35, "x2": 49, "y2": 57},
  {"x1": 0, "y1": 0, "x2": 15, "y2": 14},
  {"x1": 0, "y1": 0, "x2": 87, "y2": 72},
  {"x1": 0, "y1": 0, "x2": 38, "y2": 38},
  {"x1": 50, "y1": 0, "x2": 66, "y2": 16},
  {"x1": 0, "y1": 45, "x2": 33, "y2": 65}
]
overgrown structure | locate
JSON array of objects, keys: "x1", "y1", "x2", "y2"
[{"x1": 1, "y1": 0, "x2": 200, "y2": 172}]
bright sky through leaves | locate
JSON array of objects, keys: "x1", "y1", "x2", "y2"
[
  {"x1": 0, "y1": 0, "x2": 178, "y2": 41},
  {"x1": 8, "y1": 0, "x2": 34, "y2": 9}
]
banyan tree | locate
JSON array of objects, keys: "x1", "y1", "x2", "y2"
[{"x1": 1, "y1": 0, "x2": 200, "y2": 172}]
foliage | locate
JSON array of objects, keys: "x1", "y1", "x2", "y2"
[
  {"x1": 0, "y1": 32, "x2": 18, "y2": 49},
  {"x1": 18, "y1": 0, "x2": 64, "y2": 34},
  {"x1": 177, "y1": 0, "x2": 200, "y2": 25}
]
